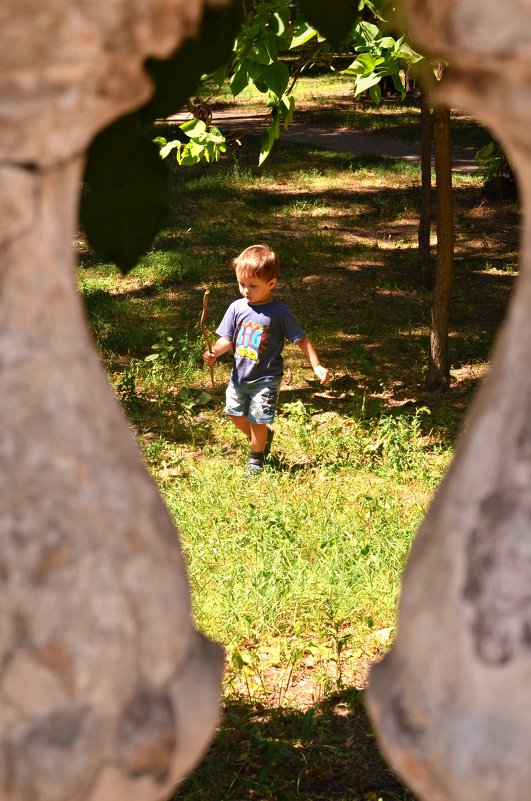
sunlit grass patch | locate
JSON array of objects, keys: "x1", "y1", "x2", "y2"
[
  {"x1": 160, "y1": 408, "x2": 444, "y2": 690},
  {"x1": 202, "y1": 71, "x2": 355, "y2": 112}
]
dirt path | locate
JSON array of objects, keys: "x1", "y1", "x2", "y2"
[{"x1": 166, "y1": 109, "x2": 479, "y2": 172}]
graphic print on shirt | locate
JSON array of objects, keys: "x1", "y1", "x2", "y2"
[{"x1": 235, "y1": 320, "x2": 268, "y2": 362}]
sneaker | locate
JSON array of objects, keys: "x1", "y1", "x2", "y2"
[
  {"x1": 247, "y1": 458, "x2": 263, "y2": 477},
  {"x1": 264, "y1": 427, "x2": 274, "y2": 458},
  {"x1": 247, "y1": 451, "x2": 264, "y2": 477}
]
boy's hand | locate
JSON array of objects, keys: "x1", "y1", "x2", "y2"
[
  {"x1": 314, "y1": 365, "x2": 331, "y2": 385},
  {"x1": 203, "y1": 349, "x2": 216, "y2": 366}
]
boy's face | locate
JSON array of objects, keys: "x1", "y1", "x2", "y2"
[{"x1": 237, "y1": 270, "x2": 277, "y2": 305}]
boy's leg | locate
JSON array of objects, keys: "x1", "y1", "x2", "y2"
[
  {"x1": 225, "y1": 381, "x2": 252, "y2": 442},
  {"x1": 248, "y1": 381, "x2": 280, "y2": 466},
  {"x1": 228, "y1": 415, "x2": 266, "y2": 476},
  {"x1": 246, "y1": 382, "x2": 280, "y2": 475},
  {"x1": 230, "y1": 418, "x2": 272, "y2": 453},
  {"x1": 247, "y1": 422, "x2": 268, "y2": 476},
  {"x1": 264, "y1": 426, "x2": 274, "y2": 457},
  {"x1": 228, "y1": 414, "x2": 251, "y2": 440},
  {"x1": 249, "y1": 422, "x2": 268, "y2": 454}
]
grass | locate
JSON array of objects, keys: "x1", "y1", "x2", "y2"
[
  {"x1": 200, "y1": 71, "x2": 492, "y2": 149},
  {"x1": 162, "y1": 408, "x2": 442, "y2": 656},
  {"x1": 77, "y1": 90, "x2": 519, "y2": 799},
  {"x1": 175, "y1": 688, "x2": 411, "y2": 801}
]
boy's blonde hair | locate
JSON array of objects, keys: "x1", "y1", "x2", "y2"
[{"x1": 232, "y1": 244, "x2": 280, "y2": 282}]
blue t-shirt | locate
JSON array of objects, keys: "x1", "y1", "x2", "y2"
[{"x1": 216, "y1": 298, "x2": 306, "y2": 384}]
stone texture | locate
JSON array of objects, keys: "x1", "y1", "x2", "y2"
[
  {"x1": 0, "y1": 0, "x2": 204, "y2": 166},
  {"x1": 0, "y1": 2, "x2": 225, "y2": 800},
  {"x1": 367, "y1": 4, "x2": 531, "y2": 801}
]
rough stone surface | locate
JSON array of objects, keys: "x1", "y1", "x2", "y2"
[
  {"x1": 367, "y1": 4, "x2": 531, "y2": 801},
  {"x1": 0, "y1": 3, "x2": 224, "y2": 801},
  {"x1": 0, "y1": 0, "x2": 205, "y2": 166}
]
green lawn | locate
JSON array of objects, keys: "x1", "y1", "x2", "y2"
[
  {"x1": 78, "y1": 96, "x2": 518, "y2": 799},
  {"x1": 200, "y1": 70, "x2": 492, "y2": 148}
]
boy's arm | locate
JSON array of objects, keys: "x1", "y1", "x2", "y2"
[
  {"x1": 203, "y1": 336, "x2": 232, "y2": 365},
  {"x1": 296, "y1": 336, "x2": 330, "y2": 385}
]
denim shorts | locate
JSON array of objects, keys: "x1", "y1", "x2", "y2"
[{"x1": 225, "y1": 378, "x2": 281, "y2": 425}]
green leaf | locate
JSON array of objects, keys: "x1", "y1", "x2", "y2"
[
  {"x1": 230, "y1": 60, "x2": 251, "y2": 95},
  {"x1": 247, "y1": 61, "x2": 265, "y2": 82},
  {"x1": 245, "y1": 23, "x2": 261, "y2": 40},
  {"x1": 297, "y1": 0, "x2": 358, "y2": 45},
  {"x1": 180, "y1": 119, "x2": 207, "y2": 138},
  {"x1": 354, "y1": 72, "x2": 382, "y2": 95},
  {"x1": 265, "y1": 30, "x2": 279, "y2": 61},
  {"x1": 261, "y1": 62, "x2": 290, "y2": 98},
  {"x1": 207, "y1": 126, "x2": 225, "y2": 144},
  {"x1": 357, "y1": 53, "x2": 379, "y2": 73},
  {"x1": 271, "y1": 108, "x2": 280, "y2": 139},
  {"x1": 82, "y1": 114, "x2": 169, "y2": 274},
  {"x1": 396, "y1": 41, "x2": 424, "y2": 63},
  {"x1": 342, "y1": 62, "x2": 363, "y2": 76},
  {"x1": 258, "y1": 107, "x2": 282, "y2": 165},
  {"x1": 355, "y1": 20, "x2": 380, "y2": 44},
  {"x1": 280, "y1": 94, "x2": 295, "y2": 128},
  {"x1": 477, "y1": 141, "x2": 496, "y2": 160},
  {"x1": 259, "y1": 126, "x2": 275, "y2": 166},
  {"x1": 391, "y1": 71, "x2": 406, "y2": 97},
  {"x1": 272, "y1": 11, "x2": 288, "y2": 36},
  {"x1": 178, "y1": 144, "x2": 202, "y2": 166},
  {"x1": 253, "y1": 39, "x2": 274, "y2": 66},
  {"x1": 290, "y1": 22, "x2": 318, "y2": 49},
  {"x1": 159, "y1": 139, "x2": 181, "y2": 159},
  {"x1": 188, "y1": 140, "x2": 205, "y2": 157},
  {"x1": 358, "y1": 0, "x2": 394, "y2": 19},
  {"x1": 369, "y1": 83, "x2": 382, "y2": 104}
]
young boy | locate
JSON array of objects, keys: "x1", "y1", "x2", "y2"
[{"x1": 203, "y1": 244, "x2": 330, "y2": 475}]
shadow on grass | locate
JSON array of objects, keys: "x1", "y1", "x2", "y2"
[{"x1": 173, "y1": 688, "x2": 410, "y2": 801}]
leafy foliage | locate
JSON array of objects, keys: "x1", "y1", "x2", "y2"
[
  {"x1": 155, "y1": 120, "x2": 227, "y2": 166},
  {"x1": 343, "y1": 22, "x2": 423, "y2": 103},
  {"x1": 475, "y1": 140, "x2": 516, "y2": 194},
  {"x1": 223, "y1": 0, "x2": 298, "y2": 165}
]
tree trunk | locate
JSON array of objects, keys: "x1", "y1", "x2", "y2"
[
  {"x1": 427, "y1": 102, "x2": 454, "y2": 391},
  {"x1": 0, "y1": 3, "x2": 223, "y2": 801},
  {"x1": 366, "y1": 3, "x2": 531, "y2": 801},
  {"x1": 418, "y1": 79, "x2": 433, "y2": 289}
]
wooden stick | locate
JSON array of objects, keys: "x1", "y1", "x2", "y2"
[{"x1": 200, "y1": 289, "x2": 215, "y2": 388}]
